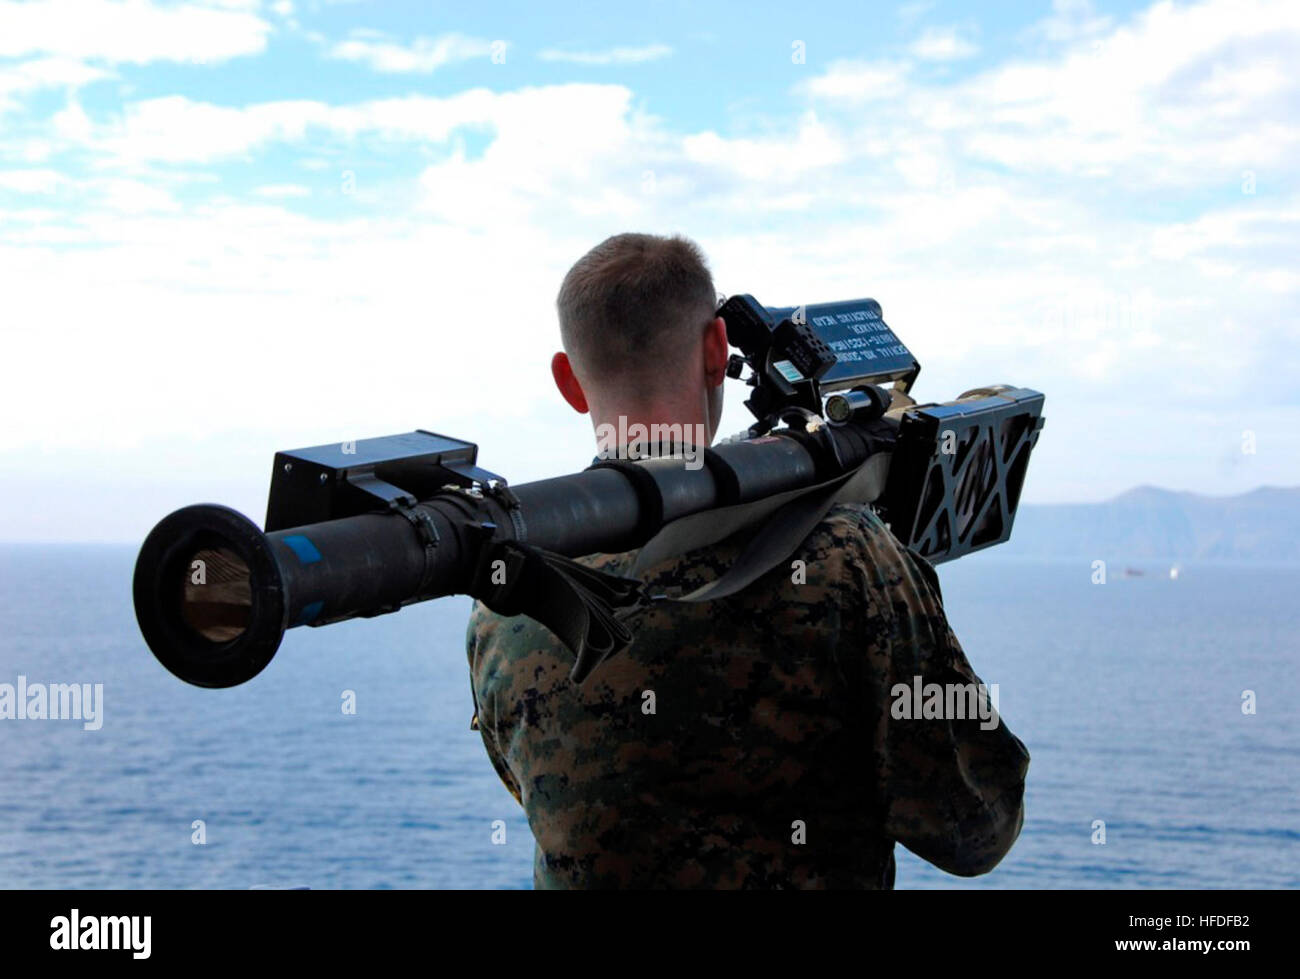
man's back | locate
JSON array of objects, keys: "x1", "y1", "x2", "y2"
[{"x1": 467, "y1": 502, "x2": 1030, "y2": 889}]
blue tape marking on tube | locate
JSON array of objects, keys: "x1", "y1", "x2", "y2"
[
  {"x1": 295, "y1": 600, "x2": 324, "y2": 626},
  {"x1": 283, "y1": 534, "x2": 322, "y2": 565}
]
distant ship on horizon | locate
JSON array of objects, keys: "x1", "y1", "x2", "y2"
[{"x1": 1121, "y1": 565, "x2": 1182, "y2": 579}]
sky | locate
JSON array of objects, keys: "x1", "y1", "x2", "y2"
[{"x1": 0, "y1": 0, "x2": 1297, "y2": 541}]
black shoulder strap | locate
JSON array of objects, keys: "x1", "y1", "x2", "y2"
[{"x1": 467, "y1": 539, "x2": 649, "y2": 684}]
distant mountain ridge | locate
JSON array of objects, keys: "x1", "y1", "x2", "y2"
[{"x1": 1001, "y1": 485, "x2": 1300, "y2": 562}]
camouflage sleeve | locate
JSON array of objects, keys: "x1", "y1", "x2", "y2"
[
  {"x1": 465, "y1": 602, "x2": 523, "y2": 807},
  {"x1": 832, "y1": 506, "x2": 1030, "y2": 876}
]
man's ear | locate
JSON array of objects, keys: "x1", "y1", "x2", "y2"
[
  {"x1": 702, "y1": 316, "x2": 729, "y2": 386},
  {"x1": 551, "y1": 352, "x2": 589, "y2": 414}
]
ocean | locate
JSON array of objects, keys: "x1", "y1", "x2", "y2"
[{"x1": 1, "y1": 544, "x2": 1296, "y2": 889}]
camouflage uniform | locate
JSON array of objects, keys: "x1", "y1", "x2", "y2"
[{"x1": 466, "y1": 501, "x2": 1029, "y2": 888}]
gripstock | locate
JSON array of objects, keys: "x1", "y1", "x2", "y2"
[{"x1": 132, "y1": 295, "x2": 1046, "y2": 689}]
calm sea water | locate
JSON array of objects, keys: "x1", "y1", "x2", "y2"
[{"x1": 0, "y1": 544, "x2": 1296, "y2": 889}]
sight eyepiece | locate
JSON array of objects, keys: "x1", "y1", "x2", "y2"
[{"x1": 825, "y1": 385, "x2": 892, "y2": 426}]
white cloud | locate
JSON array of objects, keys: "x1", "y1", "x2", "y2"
[
  {"x1": 0, "y1": 168, "x2": 65, "y2": 192},
  {"x1": 0, "y1": 56, "x2": 112, "y2": 114},
  {"x1": 93, "y1": 176, "x2": 180, "y2": 212},
  {"x1": 0, "y1": 0, "x2": 271, "y2": 64},
  {"x1": 803, "y1": 0, "x2": 1300, "y2": 188},
  {"x1": 91, "y1": 95, "x2": 306, "y2": 163},
  {"x1": 538, "y1": 44, "x2": 672, "y2": 66},
  {"x1": 1033, "y1": 0, "x2": 1113, "y2": 42},
  {"x1": 0, "y1": 170, "x2": 181, "y2": 211},
  {"x1": 793, "y1": 60, "x2": 909, "y2": 101},
  {"x1": 327, "y1": 31, "x2": 499, "y2": 72},
  {"x1": 5, "y1": 67, "x2": 1293, "y2": 424},
  {"x1": 909, "y1": 27, "x2": 979, "y2": 61},
  {"x1": 682, "y1": 114, "x2": 845, "y2": 183},
  {"x1": 55, "y1": 85, "x2": 643, "y2": 167},
  {"x1": 51, "y1": 98, "x2": 94, "y2": 140}
]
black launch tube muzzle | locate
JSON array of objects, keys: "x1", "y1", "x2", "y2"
[{"x1": 133, "y1": 424, "x2": 883, "y2": 688}]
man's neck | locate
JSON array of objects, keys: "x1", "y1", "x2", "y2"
[{"x1": 588, "y1": 398, "x2": 712, "y2": 464}]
